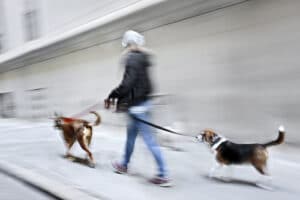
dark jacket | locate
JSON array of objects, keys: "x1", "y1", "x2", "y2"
[{"x1": 109, "y1": 50, "x2": 153, "y2": 108}]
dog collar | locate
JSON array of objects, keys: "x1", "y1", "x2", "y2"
[{"x1": 211, "y1": 137, "x2": 227, "y2": 150}]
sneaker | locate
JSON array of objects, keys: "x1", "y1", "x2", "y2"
[
  {"x1": 149, "y1": 176, "x2": 172, "y2": 187},
  {"x1": 112, "y1": 162, "x2": 127, "y2": 174}
]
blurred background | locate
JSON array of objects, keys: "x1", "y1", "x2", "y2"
[
  {"x1": 0, "y1": 0, "x2": 299, "y2": 142},
  {"x1": 0, "y1": 0, "x2": 300, "y2": 199}
]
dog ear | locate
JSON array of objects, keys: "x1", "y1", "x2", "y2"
[
  {"x1": 54, "y1": 112, "x2": 64, "y2": 117},
  {"x1": 211, "y1": 132, "x2": 219, "y2": 142}
]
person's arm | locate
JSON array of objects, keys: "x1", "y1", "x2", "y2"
[{"x1": 108, "y1": 55, "x2": 139, "y2": 99}]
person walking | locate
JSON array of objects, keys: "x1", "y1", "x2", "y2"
[{"x1": 105, "y1": 30, "x2": 171, "y2": 187}]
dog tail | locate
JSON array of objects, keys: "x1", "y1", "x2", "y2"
[
  {"x1": 263, "y1": 125, "x2": 285, "y2": 148},
  {"x1": 89, "y1": 111, "x2": 101, "y2": 126}
]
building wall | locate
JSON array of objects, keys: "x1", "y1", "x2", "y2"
[
  {"x1": 0, "y1": 0, "x2": 299, "y2": 143},
  {"x1": 1, "y1": 0, "x2": 26, "y2": 50},
  {"x1": 0, "y1": 0, "x2": 142, "y2": 52},
  {"x1": 0, "y1": 0, "x2": 4, "y2": 52},
  {"x1": 39, "y1": 0, "x2": 141, "y2": 37}
]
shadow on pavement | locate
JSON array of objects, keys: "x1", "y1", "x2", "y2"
[
  {"x1": 61, "y1": 154, "x2": 95, "y2": 168},
  {"x1": 202, "y1": 175, "x2": 277, "y2": 191}
]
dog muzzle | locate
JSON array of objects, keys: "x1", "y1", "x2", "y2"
[{"x1": 195, "y1": 134, "x2": 204, "y2": 142}]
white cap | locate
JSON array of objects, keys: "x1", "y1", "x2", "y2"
[
  {"x1": 279, "y1": 125, "x2": 285, "y2": 132},
  {"x1": 122, "y1": 30, "x2": 145, "y2": 48}
]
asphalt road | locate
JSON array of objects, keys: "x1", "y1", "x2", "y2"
[
  {"x1": 0, "y1": 119, "x2": 300, "y2": 200},
  {"x1": 0, "y1": 172, "x2": 55, "y2": 200}
]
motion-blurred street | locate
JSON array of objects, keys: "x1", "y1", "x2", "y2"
[
  {"x1": 0, "y1": 119, "x2": 299, "y2": 200},
  {"x1": 0, "y1": 170, "x2": 54, "y2": 200},
  {"x1": 1, "y1": 0, "x2": 300, "y2": 199}
]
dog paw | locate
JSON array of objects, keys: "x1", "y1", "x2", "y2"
[
  {"x1": 68, "y1": 157, "x2": 76, "y2": 162},
  {"x1": 219, "y1": 176, "x2": 231, "y2": 182},
  {"x1": 88, "y1": 162, "x2": 96, "y2": 168},
  {"x1": 64, "y1": 153, "x2": 74, "y2": 158}
]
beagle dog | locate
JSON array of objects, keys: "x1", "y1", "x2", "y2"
[{"x1": 196, "y1": 126, "x2": 285, "y2": 178}]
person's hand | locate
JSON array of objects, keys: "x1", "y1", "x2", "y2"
[
  {"x1": 104, "y1": 98, "x2": 116, "y2": 109},
  {"x1": 104, "y1": 98, "x2": 110, "y2": 109},
  {"x1": 105, "y1": 89, "x2": 118, "y2": 109}
]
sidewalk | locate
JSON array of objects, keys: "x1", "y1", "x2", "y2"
[{"x1": 0, "y1": 119, "x2": 300, "y2": 200}]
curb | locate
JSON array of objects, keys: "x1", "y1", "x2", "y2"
[{"x1": 0, "y1": 160, "x2": 102, "y2": 200}]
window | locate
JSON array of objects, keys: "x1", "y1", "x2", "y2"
[
  {"x1": 23, "y1": 0, "x2": 39, "y2": 41},
  {"x1": 0, "y1": 92, "x2": 16, "y2": 118},
  {"x1": 0, "y1": 34, "x2": 3, "y2": 53},
  {"x1": 0, "y1": 0, "x2": 4, "y2": 52},
  {"x1": 25, "y1": 88, "x2": 48, "y2": 118},
  {"x1": 24, "y1": 9, "x2": 39, "y2": 41}
]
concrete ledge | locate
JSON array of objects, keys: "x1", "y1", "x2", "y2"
[
  {"x1": 0, "y1": 160, "x2": 104, "y2": 200},
  {"x1": 0, "y1": 0, "x2": 246, "y2": 72}
]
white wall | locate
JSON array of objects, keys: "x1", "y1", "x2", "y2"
[
  {"x1": 0, "y1": 0, "x2": 143, "y2": 51},
  {"x1": 146, "y1": 0, "x2": 300, "y2": 141},
  {"x1": 39, "y1": 0, "x2": 141, "y2": 37},
  {"x1": 0, "y1": 0, "x2": 4, "y2": 52},
  {"x1": 0, "y1": 0, "x2": 299, "y2": 142},
  {"x1": 1, "y1": 0, "x2": 26, "y2": 50},
  {"x1": 0, "y1": 0, "x2": 4, "y2": 33}
]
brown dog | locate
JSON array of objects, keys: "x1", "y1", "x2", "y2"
[
  {"x1": 54, "y1": 111, "x2": 101, "y2": 167},
  {"x1": 196, "y1": 126, "x2": 285, "y2": 179}
]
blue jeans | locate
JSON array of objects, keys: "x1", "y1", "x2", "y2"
[{"x1": 121, "y1": 100, "x2": 167, "y2": 178}]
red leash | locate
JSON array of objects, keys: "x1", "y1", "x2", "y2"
[
  {"x1": 53, "y1": 102, "x2": 102, "y2": 123},
  {"x1": 71, "y1": 102, "x2": 102, "y2": 118},
  {"x1": 61, "y1": 117, "x2": 78, "y2": 123}
]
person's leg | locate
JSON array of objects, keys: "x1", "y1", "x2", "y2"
[
  {"x1": 121, "y1": 115, "x2": 139, "y2": 168},
  {"x1": 136, "y1": 112, "x2": 167, "y2": 178}
]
